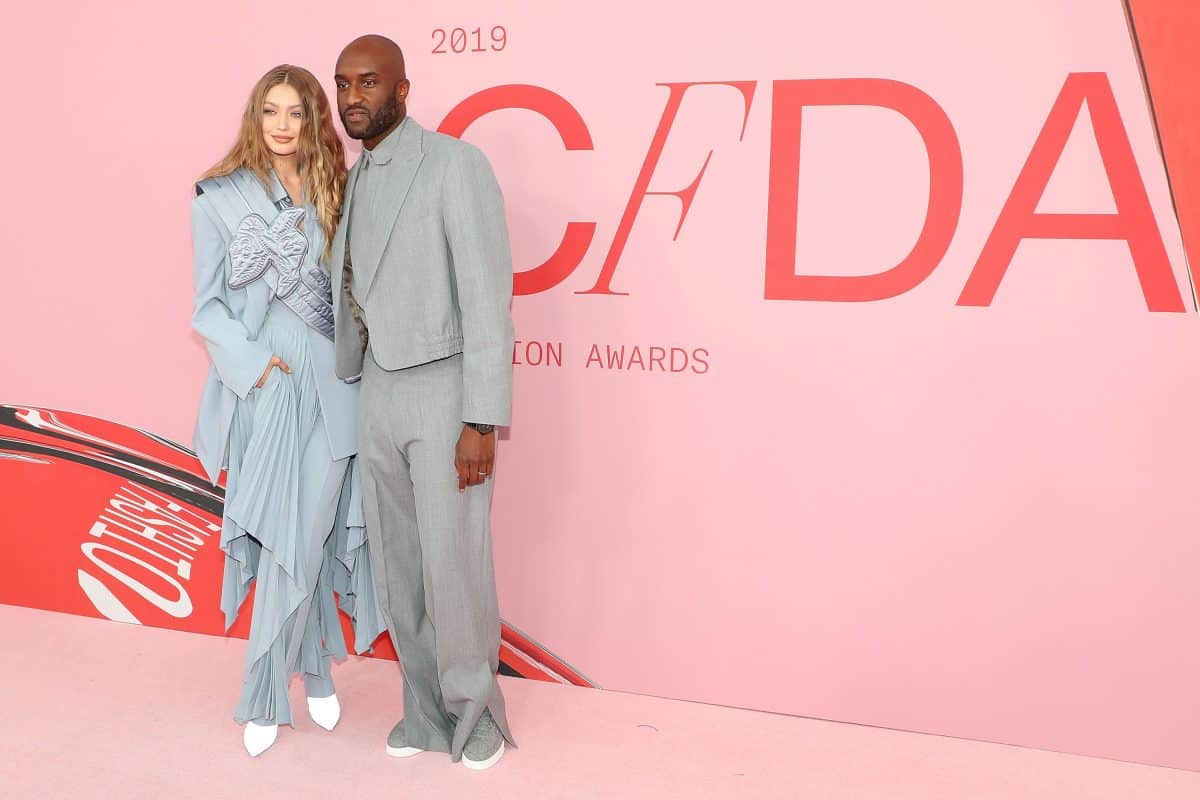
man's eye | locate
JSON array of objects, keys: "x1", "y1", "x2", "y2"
[{"x1": 362, "y1": 79, "x2": 376, "y2": 88}]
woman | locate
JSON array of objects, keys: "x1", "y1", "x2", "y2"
[{"x1": 190, "y1": 65, "x2": 384, "y2": 757}]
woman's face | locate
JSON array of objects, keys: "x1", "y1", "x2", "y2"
[{"x1": 261, "y1": 83, "x2": 304, "y2": 158}]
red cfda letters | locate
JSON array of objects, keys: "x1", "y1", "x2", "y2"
[{"x1": 439, "y1": 73, "x2": 1182, "y2": 311}]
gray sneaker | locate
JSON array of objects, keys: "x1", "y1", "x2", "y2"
[
  {"x1": 386, "y1": 720, "x2": 425, "y2": 758},
  {"x1": 462, "y1": 710, "x2": 505, "y2": 770}
]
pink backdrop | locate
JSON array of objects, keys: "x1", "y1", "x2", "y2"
[{"x1": 2, "y1": 0, "x2": 1198, "y2": 771}]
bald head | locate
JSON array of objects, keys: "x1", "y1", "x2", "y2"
[
  {"x1": 334, "y1": 34, "x2": 410, "y2": 149},
  {"x1": 339, "y1": 34, "x2": 406, "y2": 78}
]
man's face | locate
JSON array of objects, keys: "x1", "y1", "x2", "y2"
[{"x1": 334, "y1": 50, "x2": 406, "y2": 142}]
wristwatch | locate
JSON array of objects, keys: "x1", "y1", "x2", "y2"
[{"x1": 466, "y1": 422, "x2": 495, "y2": 435}]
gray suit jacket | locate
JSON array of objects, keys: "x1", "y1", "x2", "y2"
[
  {"x1": 331, "y1": 118, "x2": 515, "y2": 426},
  {"x1": 191, "y1": 168, "x2": 359, "y2": 484}
]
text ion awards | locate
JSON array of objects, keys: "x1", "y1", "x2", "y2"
[{"x1": 513, "y1": 340, "x2": 710, "y2": 374}]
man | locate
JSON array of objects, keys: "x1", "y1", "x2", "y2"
[{"x1": 331, "y1": 35, "x2": 516, "y2": 770}]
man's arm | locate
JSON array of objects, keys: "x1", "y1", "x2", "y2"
[{"x1": 442, "y1": 143, "x2": 515, "y2": 427}]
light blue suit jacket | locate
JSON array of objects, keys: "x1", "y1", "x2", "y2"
[{"x1": 190, "y1": 168, "x2": 358, "y2": 484}]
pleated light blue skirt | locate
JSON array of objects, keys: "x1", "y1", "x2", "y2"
[{"x1": 216, "y1": 300, "x2": 384, "y2": 726}]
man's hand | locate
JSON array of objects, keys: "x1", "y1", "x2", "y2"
[
  {"x1": 455, "y1": 425, "x2": 495, "y2": 491},
  {"x1": 255, "y1": 355, "x2": 292, "y2": 388}
]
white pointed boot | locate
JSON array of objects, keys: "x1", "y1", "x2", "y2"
[
  {"x1": 307, "y1": 693, "x2": 341, "y2": 731},
  {"x1": 243, "y1": 721, "x2": 278, "y2": 757}
]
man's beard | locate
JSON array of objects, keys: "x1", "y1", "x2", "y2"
[{"x1": 344, "y1": 92, "x2": 402, "y2": 141}]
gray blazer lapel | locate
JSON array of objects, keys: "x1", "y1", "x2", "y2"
[{"x1": 359, "y1": 122, "x2": 426, "y2": 295}]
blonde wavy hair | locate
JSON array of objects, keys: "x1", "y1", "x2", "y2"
[{"x1": 200, "y1": 65, "x2": 345, "y2": 260}]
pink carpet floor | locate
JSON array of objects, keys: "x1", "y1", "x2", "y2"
[{"x1": 2, "y1": 604, "x2": 1197, "y2": 799}]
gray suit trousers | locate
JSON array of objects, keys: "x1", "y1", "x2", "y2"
[{"x1": 358, "y1": 350, "x2": 514, "y2": 759}]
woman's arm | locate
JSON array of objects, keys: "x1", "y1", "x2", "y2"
[{"x1": 190, "y1": 198, "x2": 274, "y2": 399}]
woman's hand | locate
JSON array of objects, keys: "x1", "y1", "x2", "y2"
[{"x1": 255, "y1": 355, "x2": 292, "y2": 388}]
